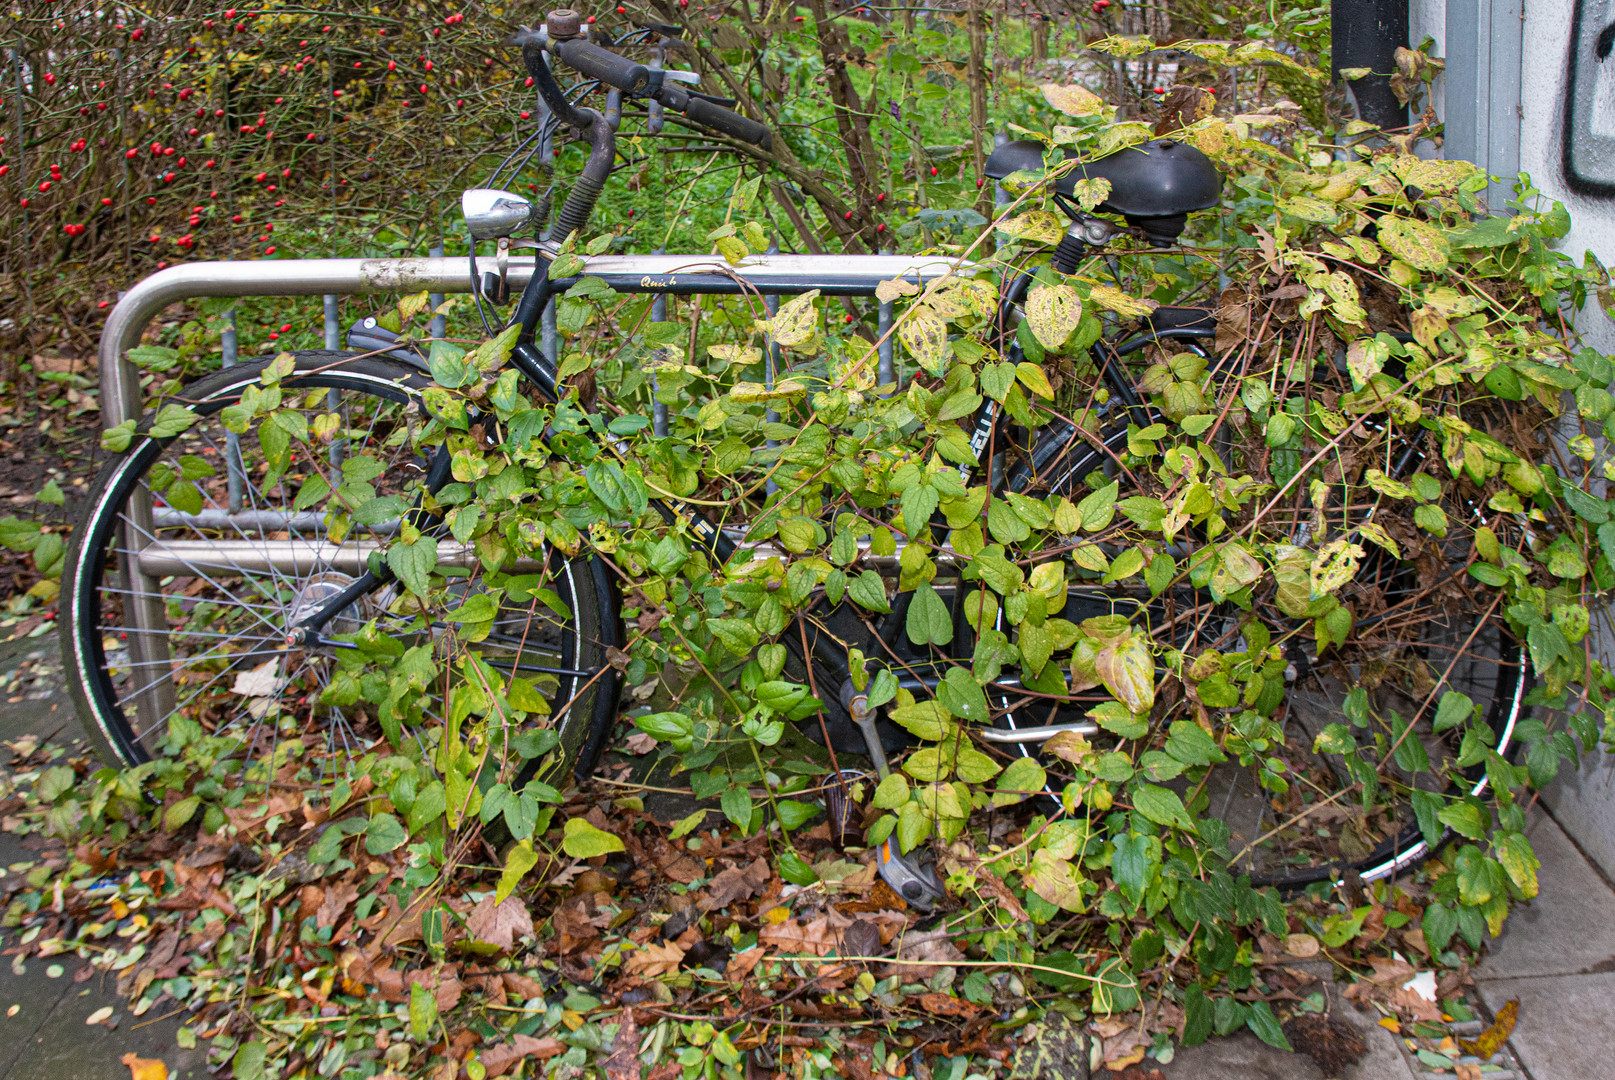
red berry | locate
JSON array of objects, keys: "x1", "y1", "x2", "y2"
[
  {"x1": 388, "y1": 60, "x2": 396, "y2": 71},
  {"x1": 424, "y1": 60, "x2": 434, "y2": 72},
  {"x1": 17, "y1": 198, "x2": 27, "y2": 207},
  {"x1": 98, "y1": 300, "x2": 109, "y2": 309},
  {"x1": 204, "y1": 159, "x2": 216, "y2": 168},
  {"x1": 269, "y1": 332, "x2": 279, "y2": 340},
  {"x1": 37, "y1": 181, "x2": 49, "y2": 192},
  {"x1": 843, "y1": 210, "x2": 854, "y2": 220},
  {"x1": 525, "y1": 76, "x2": 534, "y2": 87},
  {"x1": 43, "y1": 73, "x2": 55, "y2": 85},
  {"x1": 930, "y1": 166, "x2": 939, "y2": 176},
  {"x1": 254, "y1": 172, "x2": 267, "y2": 182},
  {"x1": 279, "y1": 323, "x2": 292, "y2": 333},
  {"x1": 520, "y1": 110, "x2": 531, "y2": 119},
  {"x1": 101, "y1": 197, "x2": 113, "y2": 206},
  {"x1": 264, "y1": 245, "x2": 276, "y2": 254},
  {"x1": 163, "y1": 172, "x2": 175, "y2": 182},
  {"x1": 844, "y1": 314, "x2": 853, "y2": 323},
  {"x1": 188, "y1": 127, "x2": 199, "y2": 136},
  {"x1": 146, "y1": 197, "x2": 156, "y2": 205},
  {"x1": 876, "y1": 223, "x2": 886, "y2": 232},
  {"x1": 876, "y1": 192, "x2": 886, "y2": 201},
  {"x1": 232, "y1": 215, "x2": 243, "y2": 223}
]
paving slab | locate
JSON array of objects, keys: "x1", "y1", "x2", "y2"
[
  {"x1": 1478, "y1": 811, "x2": 1615, "y2": 979},
  {"x1": 1478, "y1": 972, "x2": 1615, "y2": 1080}
]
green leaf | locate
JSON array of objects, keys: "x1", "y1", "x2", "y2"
[
  {"x1": 233, "y1": 1042, "x2": 269, "y2": 1080},
  {"x1": 776, "y1": 800, "x2": 820, "y2": 831},
  {"x1": 777, "y1": 848, "x2": 819, "y2": 886},
  {"x1": 1422, "y1": 901, "x2": 1458, "y2": 953},
  {"x1": 848, "y1": 570, "x2": 891, "y2": 613},
  {"x1": 1246, "y1": 1002, "x2": 1292, "y2": 1051},
  {"x1": 1112, "y1": 832, "x2": 1154, "y2": 903},
  {"x1": 669, "y1": 810, "x2": 707, "y2": 840},
  {"x1": 364, "y1": 813, "x2": 408, "y2": 855},
  {"x1": 906, "y1": 582, "x2": 953, "y2": 646},
  {"x1": 993, "y1": 757, "x2": 1046, "y2": 807},
  {"x1": 562, "y1": 817, "x2": 627, "y2": 857},
  {"x1": 1438, "y1": 799, "x2": 1491, "y2": 840},
  {"x1": 1077, "y1": 481, "x2": 1119, "y2": 531},
  {"x1": 721, "y1": 787, "x2": 754, "y2": 830},
  {"x1": 1165, "y1": 721, "x2": 1227, "y2": 766},
  {"x1": 1090, "y1": 700, "x2": 1148, "y2": 739},
  {"x1": 1411, "y1": 789, "x2": 1444, "y2": 848},
  {"x1": 936, "y1": 667, "x2": 989, "y2": 722},
  {"x1": 873, "y1": 773, "x2": 911, "y2": 809},
  {"x1": 409, "y1": 981, "x2": 439, "y2": 1042},
  {"x1": 388, "y1": 539, "x2": 437, "y2": 598},
  {"x1": 1131, "y1": 784, "x2": 1197, "y2": 833},
  {"x1": 496, "y1": 840, "x2": 540, "y2": 903}
]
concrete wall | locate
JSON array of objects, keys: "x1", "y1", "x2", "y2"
[{"x1": 1414, "y1": 0, "x2": 1615, "y2": 876}]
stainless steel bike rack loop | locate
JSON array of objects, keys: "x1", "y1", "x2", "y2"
[{"x1": 96, "y1": 250, "x2": 973, "y2": 741}]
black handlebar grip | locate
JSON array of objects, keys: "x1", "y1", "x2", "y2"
[
  {"x1": 682, "y1": 95, "x2": 773, "y2": 151},
  {"x1": 552, "y1": 38, "x2": 651, "y2": 94}
]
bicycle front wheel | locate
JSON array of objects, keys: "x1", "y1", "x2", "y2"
[{"x1": 62, "y1": 351, "x2": 621, "y2": 780}]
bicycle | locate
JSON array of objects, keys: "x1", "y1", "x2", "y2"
[{"x1": 62, "y1": 8, "x2": 1528, "y2": 907}]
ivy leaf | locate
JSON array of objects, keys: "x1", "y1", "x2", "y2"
[
  {"x1": 1131, "y1": 784, "x2": 1197, "y2": 833},
  {"x1": 562, "y1": 817, "x2": 627, "y2": 857},
  {"x1": 906, "y1": 582, "x2": 954, "y2": 646}
]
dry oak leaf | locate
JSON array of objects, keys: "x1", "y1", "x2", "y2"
[
  {"x1": 478, "y1": 1035, "x2": 566, "y2": 1078},
  {"x1": 918, "y1": 993, "x2": 980, "y2": 1017},
  {"x1": 880, "y1": 934, "x2": 965, "y2": 980},
  {"x1": 122, "y1": 1055, "x2": 168, "y2": 1080},
  {"x1": 318, "y1": 880, "x2": 359, "y2": 929},
  {"x1": 726, "y1": 946, "x2": 766, "y2": 982},
  {"x1": 623, "y1": 940, "x2": 686, "y2": 977},
  {"x1": 466, "y1": 895, "x2": 535, "y2": 950},
  {"x1": 702, "y1": 857, "x2": 773, "y2": 911},
  {"x1": 761, "y1": 916, "x2": 843, "y2": 957}
]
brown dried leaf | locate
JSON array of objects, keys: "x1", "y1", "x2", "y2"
[
  {"x1": 702, "y1": 857, "x2": 772, "y2": 911},
  {"x1": 622, "y1": 940, "x2": 685, "y2": 977},
  {"x1": 479, "y1": 1036, "x2": 566, "y2": 1078},
  {"x1": 466, "y1": 895, "x2": 535, "y2": 950}
]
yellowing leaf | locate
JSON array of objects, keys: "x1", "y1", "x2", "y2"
[
  {"x1": 1356, "y1": 521, "x2": 1401, "y2": 558},
  {"x1": 1377, "y1": 216, "x2": 1450, "y2": 272},
  {"x1": 730, "y1": 379, "x2": 809, "y2": 402},
  {"x1": 875, "y1": 277, "x2": 920, "y2": 303},
  {"x1": 1087, "y1": 285, "x2": 1158, "y2": 318},
  {"x1": 1040, "y1": 83, "x2": 1105, "y2": 116},
  {"x1": 561, "y1": 817, "x2": 626, "y2": 858},
  {"x1": 122, "y1": 1055, "x2": 169, "y2": 1080},
  {"x1": 1025, "y1": 283, "x2": 1082, "y2": 350},
  {"x1": 1310, "y1": 539, "x2": 1365, "y2": 595},
  {"x1": 1016, "y1": 361, "x2": 1055, "y2": 400},
  {"x1": 757, "y1": 289, "x2": 820, "y2": 347},
  {"x1": 997, "y1": 210, "x2": 1065, "y2": 246},
  {"x1": 898, "y1": 304, "x2": 951, "y2": 375}
]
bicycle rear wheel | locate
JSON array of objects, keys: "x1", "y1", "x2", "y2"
[
  {"x1": 966, "y1": 410, "x2": 1529, "y2": 884},
  {"x1": 62, "y1": 351, "x2": 621, "y2": 781}
]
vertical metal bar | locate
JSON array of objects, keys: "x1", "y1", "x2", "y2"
[
  {"x1": 992, "y1": 129, "x2": 1009, "y2": 253},
  {"x1": 428, "y1": 242, "x2": 447, "y2": 340},
  {"x1": 649, "y1": 39, "x2": 669, "y2": 437},
  {"x1": 878, "y1": 247, "x2": 895, "y2": 392},
  {"x1": 651, "y1": 284, "x2": 669, "y2": 436},
  {"x1": 222, "y1": 311, "x2": 244, "y2": 513},
  {"x1": 323, "y1": 295, "x2": 344, "y2": 468}
]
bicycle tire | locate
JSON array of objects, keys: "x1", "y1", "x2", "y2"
[{"x1": 62, "y1": 350, "x2": 622, "y2": 782}]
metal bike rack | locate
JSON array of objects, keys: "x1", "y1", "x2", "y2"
[{"x1": 95, "y1": 249, "x2": 974, "y2": 743}]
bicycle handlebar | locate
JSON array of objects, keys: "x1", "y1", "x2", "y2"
[{"x1": 551, "y1": 37, "x2": 651, "y2": 95}]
